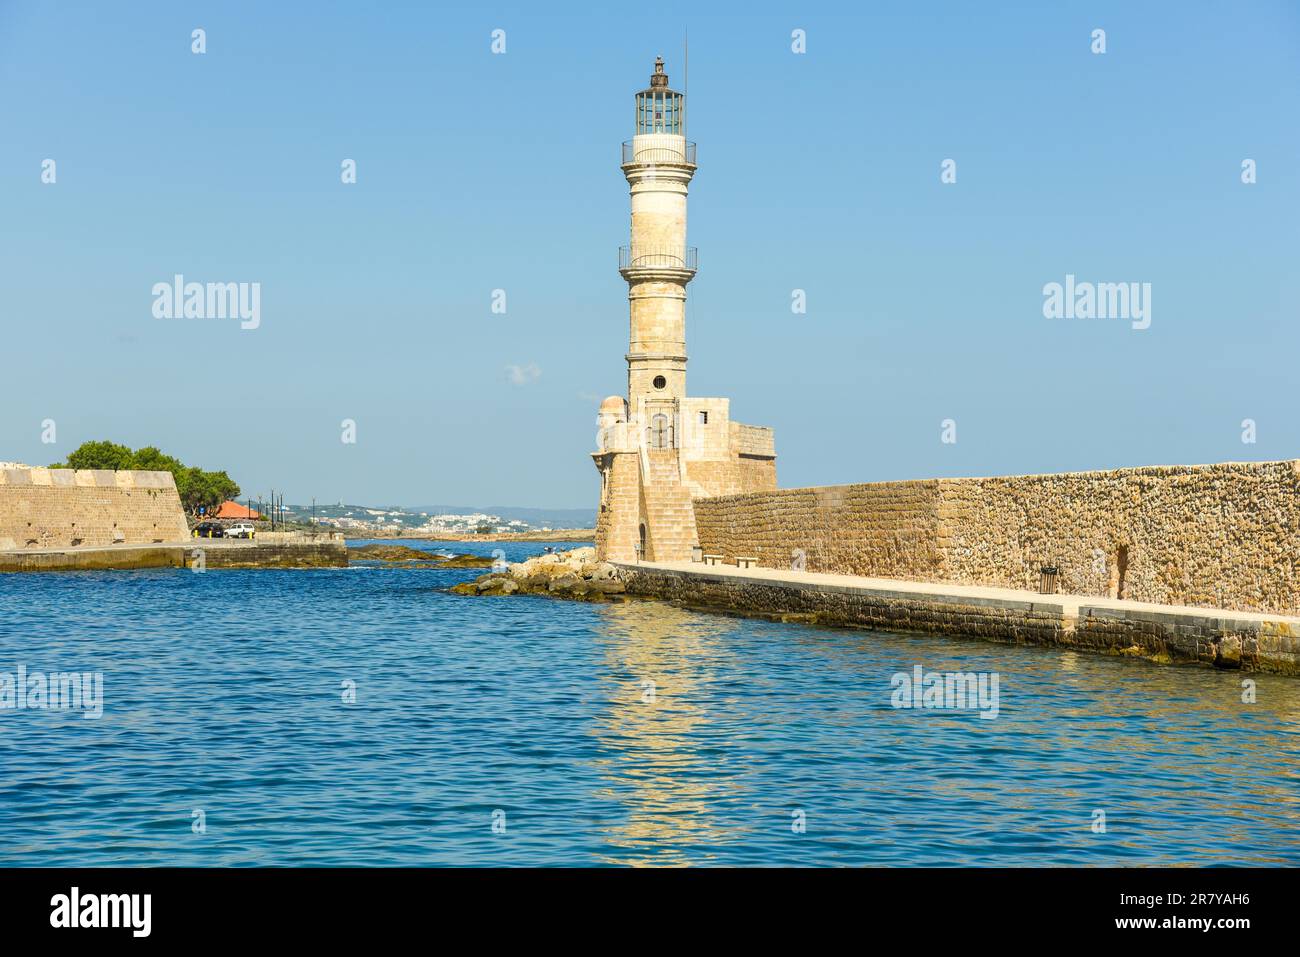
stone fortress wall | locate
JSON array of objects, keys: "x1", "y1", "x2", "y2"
[
  {"x1": 0, "y1": 467, "x2": 192, "y2": 550},
  {"x1": 692, "y1": 460, "x2": 1300, "y2": 616}
]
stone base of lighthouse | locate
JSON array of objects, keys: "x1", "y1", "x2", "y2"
[{"x1": 593, "y1": 396, "x2": 776, "y2": 563}]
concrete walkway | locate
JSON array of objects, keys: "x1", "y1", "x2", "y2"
[
  {"x1": 634, "y1": 560, "x2": 1300, "y2": 626},
  {"x1": 614, "y1": 560, "x2": 1300, "y2": 674}
]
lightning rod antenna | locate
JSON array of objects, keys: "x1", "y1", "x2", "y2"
[{"x1": 683, "y1": 29, "x2": 688, "y2": 139}]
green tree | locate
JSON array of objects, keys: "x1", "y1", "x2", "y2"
[
  {"x1": 175, "y1": 467, "x2": 242, "y2": 515},
  {"x1": 174, "y1": 467, "x2": 207, "y2": 514},
  {"x1": 54, "y1": 440, "x2": 134, "y2": 470},
  {"x1": 200, "y1": 470, "x2": 240, "y2": 511},
  {"x1": 131, "y1": 446, "x2": 184, "y2": 474}
]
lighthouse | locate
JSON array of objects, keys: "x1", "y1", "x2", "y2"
[
  {"x1": 621, "y1": 55, "x2": 694, "y2": 401},
  {"x1": 593, "y1": 57, "x2": 777, "y2": 563}
]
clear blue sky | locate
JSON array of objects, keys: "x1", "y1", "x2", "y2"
[{"x1": 2, "y1": 1, "x2": 1297, "y2": 507}]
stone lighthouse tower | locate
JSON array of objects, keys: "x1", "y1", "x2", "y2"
[
  {"x1": 622, "y1": 56, "x2": 694, "y2": 401},
  {"x1": 592, "y1": 57, "x2": 777, "y2": 563}
]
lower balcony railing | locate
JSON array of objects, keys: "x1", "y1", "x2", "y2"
[{"x1": 618, "y1": 246, "x2": 698, "y2": 272}]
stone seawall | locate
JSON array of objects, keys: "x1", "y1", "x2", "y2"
[
  {"x1": 617, "y1": 562, "x2": 1300, "y2": 676},
  {"x1": 692, "y1": 460, "x2": 1300, "y2": 617},
  {"x1": 0, "y1": 539, "x2": 348, "y2": 572},
  {"x1": 0, "y1": 545, "x2": 188, "y2": 573},
  {"x1": 694, "y1": 481, "x2": 945, "y2": 582},
  {"x1": 195, "y1": 540, "x2": 348, "y2": 569},
  {"x1": 0, "y1": 467, "x2": 190, "y2": 550}
]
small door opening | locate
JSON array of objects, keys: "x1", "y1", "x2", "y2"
[{"x1": 650, "y1": 413, "x2": 673, "y2": 449}]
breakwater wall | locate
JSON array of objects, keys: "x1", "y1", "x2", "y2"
[
  {"x1": 0, "y1": 467, "x2": 190, "y2": 550},
  {"x1": 692, "y1": 460, "x2": 1300, "y2": 616},
  {"x1": 0, "y1": 538, "x2": 348, "y2": 573},
  {"x1": 193, "y1": 539, "x2": 348, "y2": 569},
  {"x1": 616, "y1": 562, "x2": 1300, "y2": 675}
]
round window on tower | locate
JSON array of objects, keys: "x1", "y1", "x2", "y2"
[{"x1": 653, "y1": 375, "x2": 667, "y2": 390}]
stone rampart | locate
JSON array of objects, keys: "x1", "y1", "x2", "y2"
[
  {"x1": 693, "y1": 461, "x2": 1300, "y2": 616},
  {"x1": 0, "y1": 468, "x2": 191, "y2": 550}
]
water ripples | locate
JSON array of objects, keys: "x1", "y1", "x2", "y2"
[{"x1": 1, "y1": 541, "x2": 1298, "y2": 866}]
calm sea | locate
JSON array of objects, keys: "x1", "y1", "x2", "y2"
[{"x1": 1, "y1": 539, "x2": 1297, "y2": 866}]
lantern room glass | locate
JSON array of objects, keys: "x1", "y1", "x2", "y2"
[{"x1": 636, "y1": 89, "x2": 682, "y2": 134}]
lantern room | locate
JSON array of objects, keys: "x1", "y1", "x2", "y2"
[{"x1": 635, "y1": 56, "x2": 683, "y2": 134}]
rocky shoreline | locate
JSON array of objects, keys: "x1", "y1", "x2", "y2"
[
  {"x1": 449, "y1": 546, "x2": 628, "y2": 601},
  {"x1": 348, "y1": 544, "x2": 495, "y2": 567}
]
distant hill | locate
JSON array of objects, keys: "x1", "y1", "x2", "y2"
[{"x1": 281, "y1": 502, "x2": 596, "y2": 534}]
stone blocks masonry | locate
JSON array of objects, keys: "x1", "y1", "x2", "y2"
[
  {"x1": 0, "y1": 467, "x2": 191, "y2": 550},
  {"x1": 692, "y1": 461, "x2": 1300, "y2": 617}
]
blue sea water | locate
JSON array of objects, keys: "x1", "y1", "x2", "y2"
[{"x1": 1, "y1": 539, "x2": 1298, "y2": 867}]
